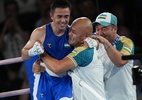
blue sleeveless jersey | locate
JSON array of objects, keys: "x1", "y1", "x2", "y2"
[
  {"x1": 43, "y1": 23, "x2": 73, "y2": 60},
  {"x1": 25, "y1": 23, "x2": 73, "y2": 100}
]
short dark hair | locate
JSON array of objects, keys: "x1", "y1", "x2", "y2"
[{"x1": 50, "y1": 0, "x2": 71, "y2": 14}]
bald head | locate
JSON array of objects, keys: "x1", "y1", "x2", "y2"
[
  {"x1": 71, "y1": 17, "x2": 93, "y2": 36},
  {"x1": 68, "y1": 17, "x2": 93, "y2": 47}
]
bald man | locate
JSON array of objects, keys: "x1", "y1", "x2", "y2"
[{"x1": 33, "y1": 17, "x2": 106, "y2": 100}]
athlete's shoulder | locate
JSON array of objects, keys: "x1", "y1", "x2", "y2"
[
  {"x1": 32, "y1": 25, "x2": 46, "y2": 35},
  {"x1": 71, "y1": 47, "x2": 87, "y2": 55},
  {"x1": 120, "y1": 36, "x2": 133, "y2": 44},
  {"x1": 119, "y1": 36, "x2": 134, "y2": 55},
  {"x1": 30, "y1": 25, "x2": 46, "y2": 42},
  {"x1": 68, "y1": 47, "x2": 94, "y2": 58},
  {"x1": 68, "y1": 47, "x2": 94, "y2": 67}
]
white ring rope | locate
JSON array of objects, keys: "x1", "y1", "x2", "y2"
[
  {"x1": 0, "y1": 57, "x2": 29, "y2": 98},
  {"x1": 0, "y1": 57, "x2": 24, "y2": 66},
  {"x1": 0, "y1": 88, "x2": 30, "y2": 98}
]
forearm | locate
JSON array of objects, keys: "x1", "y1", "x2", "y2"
[
  {"x1": 104, "y1": 41, "x2": 128, "y2": 67},
  {"x1": 41, "y1": 53, "x2": 62, "y2": 74},
  {"x1": 40, "y1": 53, "x2": 72, "y2": 74},
  {"x1": 21, "y1": 48, "x2": 31, "y2": 60}
]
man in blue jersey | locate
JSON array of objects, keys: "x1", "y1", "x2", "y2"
[
  {"x1": 33, "y1": 17, "x2": 106, "y2": 100},
  {"x1": 93, "y1": 12, "x2": 136, "y2": 100},
  {"x1": 21, "y1": 0, "x2": 73, "y2": 100}
]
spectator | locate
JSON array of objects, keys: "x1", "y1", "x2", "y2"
[{"x1": 0, "y1": 0, "x2": 29, "y2": 59}]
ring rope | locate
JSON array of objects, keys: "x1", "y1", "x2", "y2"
[
  {"x1": 0, "y1": 88, "x2": 30, "y2": 98},
  {"x1": 0, "y1": 57, "x2": 29, "y2": 98},
  {"x1": 0, "y1": 57, "x2": 24, "y2": 66}
]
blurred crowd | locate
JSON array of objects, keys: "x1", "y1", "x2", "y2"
[{"x1": 0, "y1": 0, "x2": 141, "y2": 100}]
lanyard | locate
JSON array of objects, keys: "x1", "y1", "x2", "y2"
[{"x1": 113, "y1": 35, "x2": 120, "y2": 45}]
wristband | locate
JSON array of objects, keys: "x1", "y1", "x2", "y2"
[{"x1": 105, "y1": 44, "x2": 112, "y2": 50}]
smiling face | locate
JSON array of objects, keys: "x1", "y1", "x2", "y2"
[
  {"x1": 95, "y1": 24, "x2": 118, "y2": 43},
  {"x1": 68, "y1": 17, "x2": 93, "y2": 48},
  {"x1": 50, "y1": 7, "x2": 70, "y2": 32},
  {"x1": 68, "y1": 23, "x2": 86, "y2": 48}
]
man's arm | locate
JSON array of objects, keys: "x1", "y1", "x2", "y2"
[
  {"x1": 40, "y1": 52, "x2": 76, "y2": 74},
  {"x1": 21, "y1": 27, "x2": 44, "y2": 60},
  {"x1": 95, "y1": 35, "x2": 129, "y2": 67}
]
